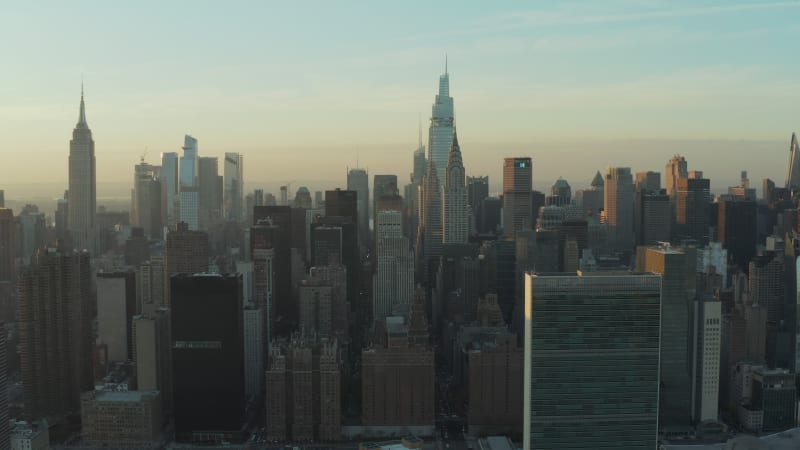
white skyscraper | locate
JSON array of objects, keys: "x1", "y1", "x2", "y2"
[
  {"x1": 243, "y1": 304, "x2": 264, "y2": 398},
  {"x1": 68, "y1": 86, "x2": 96, "y2": 252},
  {"x1": 179, "y1": 135, "x2": 199, "y2": 230},
  {"x1": 224, "y1": 152, "x2": 244, "y2": 221},
  {"x1": 373, "y1": 210, "x2": 414, "y2": 321},
  {"x1": 429, "y1": 62, "x2": 454, "y2": 187},
  {"x1": 691, "y1": 297, "x2": 721, "y2": 423},
  {"x1": 443, "y1": 129, "x2": 468, "y2": 244}
]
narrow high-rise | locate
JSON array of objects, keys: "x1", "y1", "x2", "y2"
[
  {"x1": 179, "y1": 135, "x2": 200, "y2": 230},
  {"x1": 604, "y1": 167, "x2": 635, "y2": 253},
  {"x1": 785, "y1": 132, "x2": 800, "y2": 190},
  {"x1": 224, "y1": 152, "x2": 244, "y2": 222},
  {"x1": 68, "y1": 86, "x2": 97, "y2": 252},
  {"x1": 420, "y1": 159, "x2": 442, "y2": 283},
  {"x1": 443, "y1": 130, "x2": 468, "y2": 243},
  {"x1": 347, "y1": 168, "x2": 370, "y2": 250},
  {"x1": 161, "y1": 152, "x2": 179, "y2": 227},
  {"x1": 502, "y1": 157, "x2": 533, "y2": 238}
]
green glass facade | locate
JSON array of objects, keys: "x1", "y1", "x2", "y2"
[{"x1": 524, "y1": 273, "x2": 661, "y2": 450}]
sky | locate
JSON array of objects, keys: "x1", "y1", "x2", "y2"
[{"x1": 1, "y1": 0, "x2": 799, "y2": 201}]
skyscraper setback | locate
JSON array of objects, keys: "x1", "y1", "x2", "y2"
[{"x1": 68, "y1": 86, "x2": 97, "y2": 252}]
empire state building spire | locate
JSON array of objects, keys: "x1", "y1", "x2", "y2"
[{"x1": 77, "y1": 83, "x2": 88, "y2": 128}]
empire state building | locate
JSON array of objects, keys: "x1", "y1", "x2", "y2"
[{"x1": 68, "y1": 87, "x2": 96, "y2": 252}]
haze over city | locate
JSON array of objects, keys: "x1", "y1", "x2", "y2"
[{"x1": 2, "y1": 0, "x2": 799, "y2": 199}]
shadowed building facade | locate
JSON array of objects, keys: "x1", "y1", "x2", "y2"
[{"x1": 524, "y1": 273, "x2": 661, "y2": 450}]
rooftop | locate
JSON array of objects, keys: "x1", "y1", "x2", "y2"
[
  {"x1": 662, "y1": 428, "x2": 800, "y2": 450},
  {"x1": 92, "y1": 389, "x2": 159, "y2": 402}
]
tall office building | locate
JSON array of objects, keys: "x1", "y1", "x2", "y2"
[
  {"x1": 373, "y1": 210, "x2": 414, "y2": 321},
  {"x1": 785, "y1": 132, "x2": 800, "y2": 190},
  {"x1": 68, "y1": 86, "x2": 97, "y2": 252},
  {"x1": 443, "y1": 130, "x2": 468, "y2": 244},
  {"x1": 604, "y1": 167, "x2": 635, "y2": 253},
  {"x1": 198, "y1": 156, "x2": 222, "y2": 228},
  {"x1": 18, "y1": 248, "x2": 93, "y2": 419},
  {"x1": 325, "y1": 189, "x2": 358, "y2": 227},
  {"x1": 428, "y1": 64, "x2": 455, "y2": 187},
  {"x1": 524, "y1": 273, "x2": 661, "y2": 450},
  {"x1": 179, "y1": 135, "x2": 199, "y2": 230},
  {"x1": 224, "y1": 152, "x2": 244, "y2": 221},
  {"x1": 298, "y1": 281, "x2": 333, "y2": 335},
  {"x1": 503, "y1": 157, "x2": 533, "y2": 238},
  {"x1": 166, "y1": 222, "x2": 209, "y2": 276},
  {"x1": 374, "y1": 175, "x2": 398, "y2": 220},
  {"x1": 719, "y1": 199, "x2": 758, "y2": 271},
  {"x1": 265, "y1": 334, "x2": 341, "y2": 442},
  {"x1": 0, "y1": 208, "x2": 14, "y2": 283},
  {"x1": 666, "y1": 154, "x2": 688, "y2": 196},
  {"x1": 635, "y1": 189, "x2": 671, "y2": 246},
  {"x1": 347, "y1": 168, "x2": 370, "y2": 249},
  {"x1": 133, "y1": 162, "x2": 164, "y2": 239},
  {"x1": 575, "y1": 171, "x2": 604, "y2": 217},
  {"x1": 243, "y1": 304, "x2": 264, "y2": 398},
  {"x1": 675, "y1": 173, "x2": 710, "y2": 245},
  {"x1": 466, "y1": 176, "x2": 488, "y2": 233},
  {"x1": 138, "y1": 256, "x2": 166, "y2": 314},
  {"x1": 635, "y1": 171, "x2": 661, "y2": 192},
  {"x1": 637, "y1": 245, "x2": 694, "y2": 428},
  {"x1": 161, "y1": 152, "x2": 179, "y2": 227},
  {"x1": 404, "y1": 143, "x2": 426, "y2": 241},
  {"x1": 420, "y1": 160, "x2": 443, "y2": 283},
  {"x1": 96, "y1": 272, "x2": 137, "y2": 363},
  {"x1": 171, "y1": 274, "x2": 244, "y2": 443},
  {"x1": 133, "y1": 308, "x2": 173, "y2": 417},
  {"x1": 691, "y1": 297, "x2": 721, "y2": 423}
]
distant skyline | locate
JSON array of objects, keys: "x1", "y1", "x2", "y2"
[{"x1": 2, "y1": 1, "x2": 799, "y2": 198}]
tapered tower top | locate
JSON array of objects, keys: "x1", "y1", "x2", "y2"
[{"x1": 76, "y1": 83, "x2": 88, "y2": 129}]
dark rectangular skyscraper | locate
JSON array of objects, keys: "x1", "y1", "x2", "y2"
[
  {"x1": 675, "y1": 175, "x2": 710, "y2": 245},
  {"x1": 719, "y1": 199, "x2": 757, "y2": 271},
  {"x1": 503, "y1": 158, "x2": 532, "y2": 238},
  {"x1": 524, "y1": 272, "x2": 661, "y2": 450},
  {"x1": 171, "y1": 274, "x2": 244, "y2": 443},
  {"x1": 325, "y1": 189, "x2": 358, "y2": 228}
]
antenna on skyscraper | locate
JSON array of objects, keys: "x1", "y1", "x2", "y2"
[
  {"x1": 445, "y1": 54, "x2": 448, "y2": 74},
  {"x1": 418, "y1": 114, "x2": 423, "y2": 149}
]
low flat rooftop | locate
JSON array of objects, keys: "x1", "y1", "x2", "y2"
[{"x1": 93, "y1": 389, "x2": 158, "y2": 402}]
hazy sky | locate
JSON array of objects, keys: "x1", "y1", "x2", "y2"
[{"x1": 2, "y1": 1, "x2": 799, "y2": 199}]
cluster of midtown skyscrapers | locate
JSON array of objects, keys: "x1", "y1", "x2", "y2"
[{"x1": 0, "y1": 68, "x2": 799, "y2": 449}]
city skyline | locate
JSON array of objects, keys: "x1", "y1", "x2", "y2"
[{"x1": 1, "y1": 1, "x2": 799, "y2": 197}]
